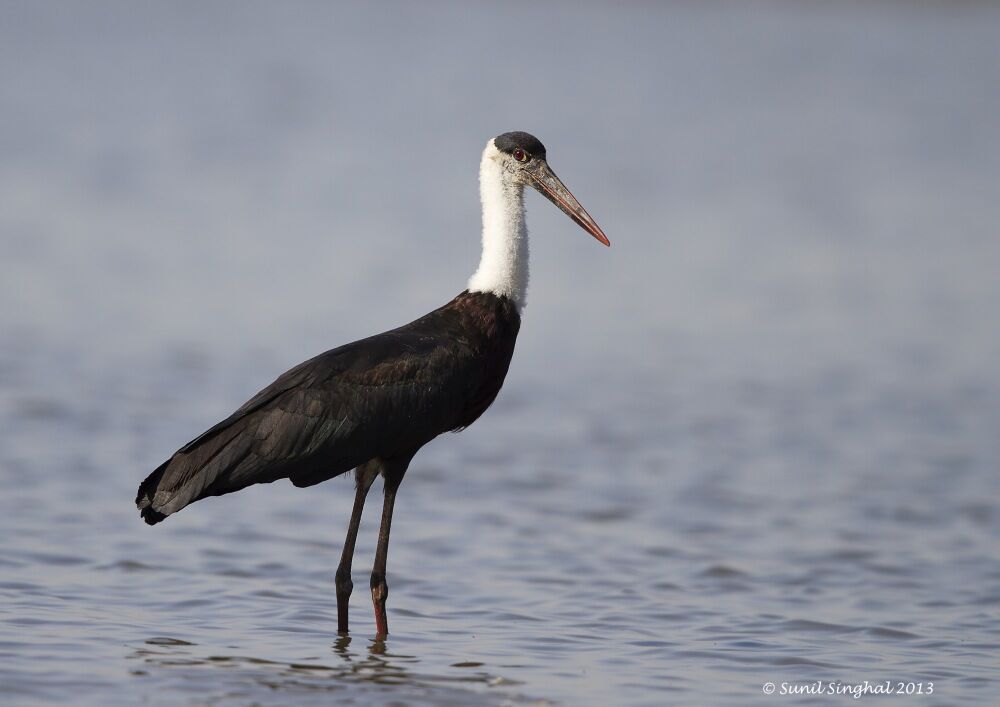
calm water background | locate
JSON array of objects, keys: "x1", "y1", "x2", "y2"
[{"x1": 2, "y1": 2, "x2": 999, "y2": 705}]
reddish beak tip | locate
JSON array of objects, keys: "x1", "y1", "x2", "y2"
[{"x1": 528, "y1": 162, "x2": 611, "y2": 249}]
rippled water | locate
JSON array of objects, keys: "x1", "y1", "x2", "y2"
[{"x1": 2, "y1": 2, "x2": 999, "y2": 705}]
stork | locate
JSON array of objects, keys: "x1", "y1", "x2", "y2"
[{"x1": 136, "y1": 131, "x2": 610, "y2": 636}]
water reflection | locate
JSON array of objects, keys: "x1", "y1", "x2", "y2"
[{"x1": 126, "y1": 634, "x2": 522, "y2": 705}]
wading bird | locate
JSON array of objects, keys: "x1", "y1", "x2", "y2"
[{"x1": 136, "y1": 131, "x2": 609, "y2": 636}]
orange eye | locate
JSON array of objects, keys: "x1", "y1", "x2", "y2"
[{"x1": 512, "y1": 148, "x2": 529, "y2": 163}]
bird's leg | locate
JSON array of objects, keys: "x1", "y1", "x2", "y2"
[
  {"x1": 371, "y1": 467, "x2": 406, "y2": 637},
  {"x1": 336, "y1": 462, "x2": 378, "y2": 634}
]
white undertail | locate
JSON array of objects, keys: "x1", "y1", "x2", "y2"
[{"x1": 468, "y1": 140, "x2": 529, "y2": 310}]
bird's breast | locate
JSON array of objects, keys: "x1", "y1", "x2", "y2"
[{"x1": 443, "y1": 291, "x2": 521, "y2": 430}]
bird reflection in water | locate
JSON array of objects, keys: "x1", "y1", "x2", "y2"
[{"x1": 127, "y1": 633, "x2": 516, "y2": 701}]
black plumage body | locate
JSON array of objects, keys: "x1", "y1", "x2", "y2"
[{"x1": 136, "y1": 290, "x2": 520, "y2": 524}]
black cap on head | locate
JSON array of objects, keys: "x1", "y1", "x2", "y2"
[{"x1": 494, "y1": 131, "x2": 546, "y2": 160}]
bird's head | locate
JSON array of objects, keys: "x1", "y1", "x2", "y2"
[{"x1": 485, "y1": 131, "x2": 610, "y2": 247}]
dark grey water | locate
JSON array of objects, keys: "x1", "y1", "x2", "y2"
[{"x1": 2, "y1": 2, "x2": 999, "y2": 705}]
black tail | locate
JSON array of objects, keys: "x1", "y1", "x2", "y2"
[{"x1": 136, "y1": 460, "x2": 170, "y2": 525}]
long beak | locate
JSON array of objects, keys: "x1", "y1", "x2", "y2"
[{"x1": 526, "y1": 161, "x2": 610, "y2": 246}]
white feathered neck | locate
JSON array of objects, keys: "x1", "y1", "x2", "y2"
[{"x1": 467, "y1": 140, "x2": 529, "y2": 311}]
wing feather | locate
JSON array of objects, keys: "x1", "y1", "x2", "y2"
[{"x1": 137, "y1": 330, "x2": 480, "y2": 520}]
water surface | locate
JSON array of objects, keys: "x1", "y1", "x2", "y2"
[{"x1": 2, "y1": 2, "x2": 999, "y2": 704}]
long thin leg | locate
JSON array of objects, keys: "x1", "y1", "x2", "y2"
[
  {"x1": 371, "y1": 468, "x2": 405, "y2": 637},
  {"x1": 336, "y1": 463, "x2": 378, "y2": 634}
]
